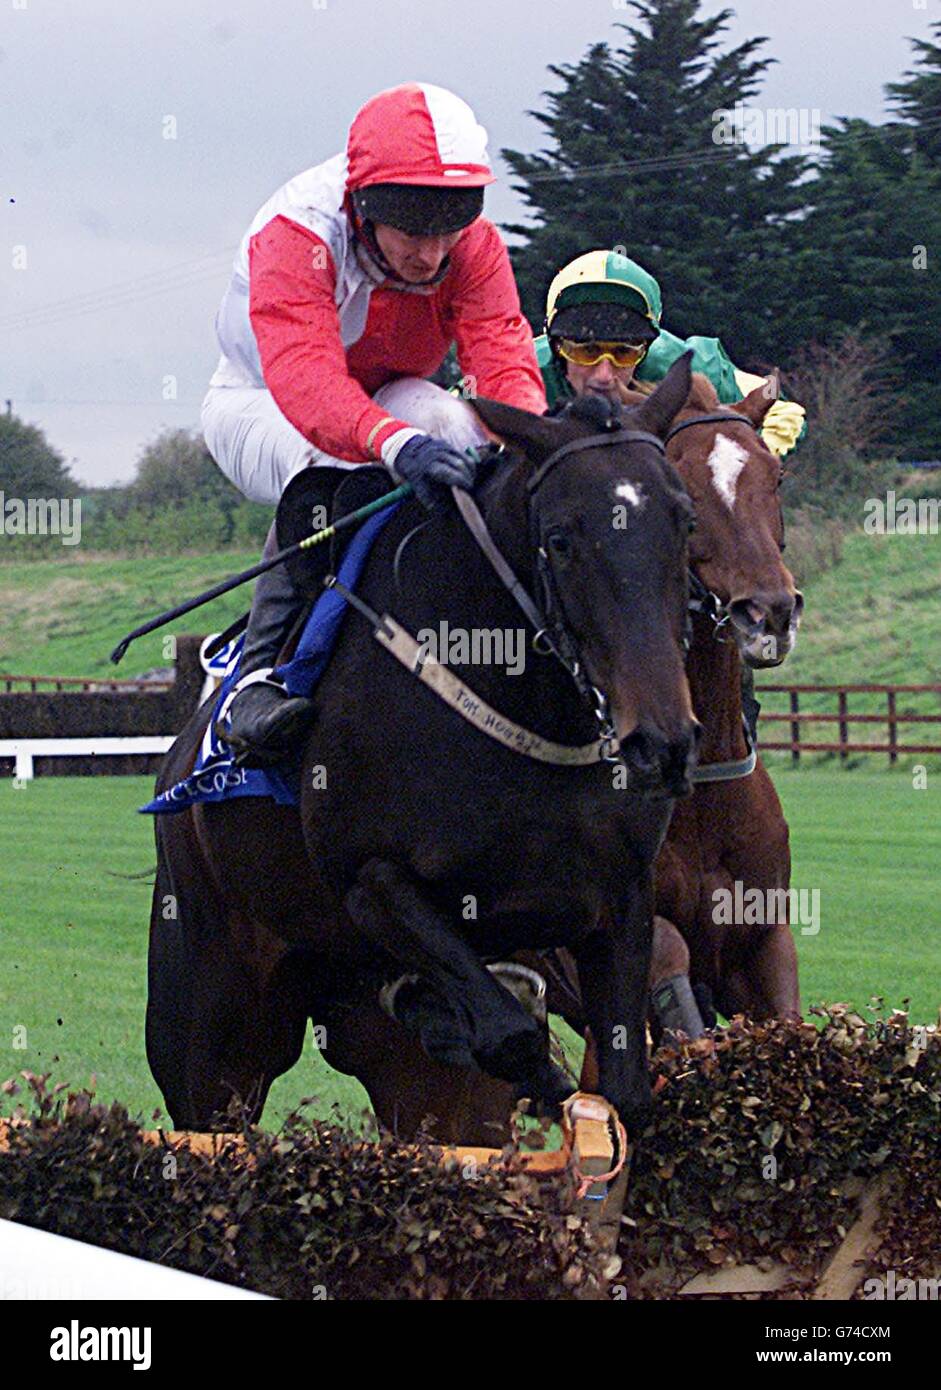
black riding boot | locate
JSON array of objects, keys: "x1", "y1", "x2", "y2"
[{"x1": 215, "y1": 541, "x2": 315, "y2": 767}]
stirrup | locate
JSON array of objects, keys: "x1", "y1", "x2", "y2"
[
  {"x1": 214, "y1": 668, "x2": 312, "y2": 767},
  {"x1": 216, "y1": 666, "x2": 283, "y2": 722}
]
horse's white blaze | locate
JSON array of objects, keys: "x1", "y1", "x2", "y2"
[
  {"x1": 615, "y1": 480, "x2": 644, "y2": 509},
  {"x1": 706, "y1": 434, "x2": 747, "y2": 510}
]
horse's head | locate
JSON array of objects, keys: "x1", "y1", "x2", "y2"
[
  {"x1": 638, "y1": 374, "x2": 803, "y2": 669},
  {"x1": 473, "y1": 353, "x2": 700, "y2": 795}
]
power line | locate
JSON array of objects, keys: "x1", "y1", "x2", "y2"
[
  {"x1": 4, "y1": 113, "x2": 939, "y2": 331},
  {"x1": 0, "y1": 246, "x2": 235, "y2": 320},
  {"x1": 511, "y1": 111, "x2": 941, "y2": 185},
  {"x1": 0, "y1": 247, "x2": 236, "y2": 332},
  {"x1": 10, "y1": 398, "x2": 204, "y2": 407}
]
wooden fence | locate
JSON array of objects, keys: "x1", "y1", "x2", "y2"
[
  {"x1": 2, "y1": 671, "x2": 939, "y2": 765},
  {"x1": 755, "y1": 683, "x2": 941, "y2": 762}
]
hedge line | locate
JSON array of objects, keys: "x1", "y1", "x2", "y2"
[
  {"x1": 620, "y1": 1006, "x2": 941, "y2": 1296},
  {"x1": 1, "y1": 1008, "x2": 938, "y2": 1300}
]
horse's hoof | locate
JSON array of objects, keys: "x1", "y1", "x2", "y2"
[
  {"x1": 514, "y1": 1060, "x2": 573, "y2": 1117},
  {"x1": 380, "y1": 975, "x2": 476, "y2": 1070}
]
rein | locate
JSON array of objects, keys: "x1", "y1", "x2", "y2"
[
  {"x1": 327, "y1": 574, "x2": 619, "y2": 766},
  {"x1": 332, "y1": 413, "x2": 762, "y2": 779},
  {"x1": 459, "y1": 424, "x2": 671, "y2": 763}
]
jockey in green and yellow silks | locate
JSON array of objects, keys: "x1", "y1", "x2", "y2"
[{"x1": 533, "y1": 249, "x2": 805, "y2": 457}]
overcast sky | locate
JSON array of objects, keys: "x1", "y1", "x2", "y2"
[{"x1": 2, "y1": 0, "x2": 937, "y2": 486}]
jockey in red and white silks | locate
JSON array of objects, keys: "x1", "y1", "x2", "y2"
[
  {"x1": 204, "y1": 83, "x2": 546, "y2": 765},
  {"x1": 202, "y1": 82, "x2": 546, "y2": 505}
]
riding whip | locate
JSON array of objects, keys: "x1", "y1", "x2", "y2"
[{"x1": 109, "y1": 482, "x2": 413, "y2": 664}]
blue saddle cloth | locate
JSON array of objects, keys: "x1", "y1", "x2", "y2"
[{"x1": 140, "y1": 500, "x2": 401, "y2": 816}]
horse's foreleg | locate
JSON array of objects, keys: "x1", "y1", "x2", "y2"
[
  {"x1": 345, "y1": 858, "x2": 568, "y2": 1102},
  {"x1": 649, "y1": 916, "x2": 707, "y2": 1041},
  {"x1": 575, "y1": 879, "x2": 654, "y2": 1133},
  {"x1": 721, "y1": 923, "x2": 801, "y2": 1021}
]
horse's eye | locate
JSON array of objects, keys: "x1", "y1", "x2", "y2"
[{"x1": 547, "y1": 531, "x2": 572, "y2": 562}]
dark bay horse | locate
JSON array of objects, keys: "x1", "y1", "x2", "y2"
[
  {"x1": 146, "y1": 356, "x2": 699, "y2": 1135},
  {"x1": 357, "y1": 370, "x2": 805, "y2": 1138}
]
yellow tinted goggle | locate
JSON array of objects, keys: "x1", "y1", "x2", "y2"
[{"x1": 557, "y1": 339, "x2": 649, "y2": 369}]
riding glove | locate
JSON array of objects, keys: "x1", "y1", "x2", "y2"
[{"x1": 382, "y1": 431, "x2": 477, "y2": 509}]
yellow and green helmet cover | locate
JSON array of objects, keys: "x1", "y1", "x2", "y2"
[{"x1": 545, "y1": 249, "x2": 663, "y2": 336}]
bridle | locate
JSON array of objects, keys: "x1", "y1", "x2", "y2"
[
  {"x1": 663, "y1": 410, "x2": 762, "y2": 640},
  {"x1": 524, "y1": 422, "x2": 672, "y2": 757},
  {"x1": 662, "y1": 408, "x2": 773, "y2": 783},
  {"x1": 451, "y1": 422, "x2": 673, "y2": 763}
]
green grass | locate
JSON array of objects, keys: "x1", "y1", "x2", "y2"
[
  {"x1": 0, "y1": 771, "x2": 938, "y2": 1129},
  {"x1": 0, "y1": 776, "x2": 372, "y2": 1130},
  {"x1": 782, "y1": 529, "x2": 941, "y2": 688},
  {"x1": 1, "y1": 527, "x2": 938, "y2": 689},
  {"x1": 772, "y1": 765, "x2": 940, "y2": 1019},
  {"x1": 0, "y1": 550, "x2": 260, "y2": 680},
  {"x1": 753, "y1": 529, "x2": 941, "y2": 769}
]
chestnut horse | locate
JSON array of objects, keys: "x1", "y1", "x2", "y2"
[
  {"x1": 645, "y1": 373, "x2": 802, "y2": 1024},
  {"x1": 564, "y1": 373, "x2": 803, "y2": 1093}
]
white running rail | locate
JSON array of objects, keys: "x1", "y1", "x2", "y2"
[{"x1": 0, "y1": 737, "x2": 175, "y2": 781}]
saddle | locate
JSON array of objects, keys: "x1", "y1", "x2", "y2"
[
  {"x1": 276, "y1": 464, "x2": 393, "y2": 600},
  {"x1": 204, "y1": 465, "x2": 395, "y2": 665}
]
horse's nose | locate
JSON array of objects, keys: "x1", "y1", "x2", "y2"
[
  {"x1": 620, "y1": 720, "x2": 700, "y2": 795},
  {"x1": 729, "y1": 589, "x2": 802, "y2": 639}
]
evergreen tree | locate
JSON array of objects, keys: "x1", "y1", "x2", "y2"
[
  {"x1": 794, "y1": 25, "x2": 941, "y2": 455},
  {"x1": 502, "y1": 0, "x2": 812, "y2": 365},
  {"x1": 886, "y1": 20, "x2": 941, "y2": 165}
]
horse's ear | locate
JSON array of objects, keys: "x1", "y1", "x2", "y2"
[
  {"x1": 471, "y1": 398, "x2": 566, "y2": 464},
  {"x1": 628, "y1": 351, "x2": 692, "y2": 438},
  {"x1": 732, "y1": 373, "x2": 779, "y2": 428}
]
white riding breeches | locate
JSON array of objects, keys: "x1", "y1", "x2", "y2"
[{"x1": 201, "y1": 377, "x2": 489, "y2": 506}]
